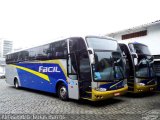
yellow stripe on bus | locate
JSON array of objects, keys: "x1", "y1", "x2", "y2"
[
  {"x1": 10, "y1": 65, "x2": 50, "y2": 82},
  {"x1": 147, "y1": 79, "x2": 154, "y2": 84},
  {"x1": 110, "y1": 80, "x2": 123, "y2": 89}
]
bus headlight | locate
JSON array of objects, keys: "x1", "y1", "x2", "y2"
[
  {"x1": 96, "y1": 88, "x2": 107, "y2": 92},
  {"x1": 123, "y1": 79, "x2": 127, "y2": 87},
  {"x1": 137, "y1": 83, "x2": 145, "y2": 86},
  {"x1": 135, "y1": 78, "x2": 140, "y2": 83}
]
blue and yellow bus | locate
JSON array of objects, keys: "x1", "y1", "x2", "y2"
[
  {"x1": 118, "y1": 41, "x2": 157, "y2": 93},
  {"x1": 5, "y1": 36, "x2": 128, "y2": 101}
]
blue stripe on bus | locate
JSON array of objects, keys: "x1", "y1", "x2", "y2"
[{"x1": 15, "y1": 63, "x2": 67, "y2": 93}]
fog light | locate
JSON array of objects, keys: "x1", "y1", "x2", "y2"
[
  {"x1": 137, "y1": 83, "x2": 145, "y2": 86},
  {"x1": 150, "y1": 88, "x2": 153, "y2": 91}
]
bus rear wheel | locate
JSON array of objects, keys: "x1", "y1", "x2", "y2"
[
  {"x1": 14, "y1": 79, "x2": 19, "y2": 89},
  {"x1": 58, "y1": 84, "x2": 68, "y2": 101}
]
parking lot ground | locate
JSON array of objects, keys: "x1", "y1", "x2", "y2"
[{"x1": 1, "y1": 79, "x2": 160, "y2": 120}]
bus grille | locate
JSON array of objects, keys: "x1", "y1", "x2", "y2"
[{"x1": 147, "y1": 80, "x2": 155, "y2": 85}]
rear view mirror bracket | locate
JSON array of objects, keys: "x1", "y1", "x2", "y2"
[{"x1": 87, "y1": 48, "x2": 95, "y2": 64}]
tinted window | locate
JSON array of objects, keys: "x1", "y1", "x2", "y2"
[
  {"x1": 119, "y1": 44, "x2": 134, "y2": 77},
  {"x1": 86, "y1": 37, "x2": 120, "y2": 51},
  {"x1": 78, "y1": 51, "x2": 91, "y2": 80},
  {"x1": 129, "y1": 43, "x2": 151, "y2": 55},
  {"x1": 9, "y1": 52, "x2": 19, "y2": 63},
  {"x1": 48, "y1": 40, "x2": 67, "y2": 59},
  {"x1": 69, "y1": 38, "x2": 86, "y2": 52},
  {"x1": 28, "y1": 48, "x2": 37, "y2": 60},
  {"x1": 6, "y1": 40, "x2": 68, "y2": 64},
  {"x1": 18, "y1": 51, "x2": 29, "y2": 61},
  {"x1": 93, "y1": 51, "x2": 125, "y2": 81},
  {"x1": 36, "y1": 45, "x2": 49, "y2": 60}
]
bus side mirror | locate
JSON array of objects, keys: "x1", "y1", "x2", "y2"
[
  {"x1": 131, "y1": 53, "x2": 138, "y2": 58},
  {"x1": 131, "y1": 53, "x2": 138, "y2": 65},
  {"x1": 122, "y1": 55, "x2": 126, "y2": 59},
  {"x1": 112, "y1": 52, "x2": 121, "y2": 60},
  {"x1": 87, "y1": 48, "x2": 95, "y2": 64}
]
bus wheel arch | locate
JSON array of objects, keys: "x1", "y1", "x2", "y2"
[
  {"x1": 14, "y1": 77, "x2": 20, "y2": 89},
  {"x1": 56, "y1": 81, "x2": 68, "y2": 100}
]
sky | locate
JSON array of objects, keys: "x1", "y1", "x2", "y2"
[{"x1": 0, "y1": 0, "x2": 160, "y2": 49}]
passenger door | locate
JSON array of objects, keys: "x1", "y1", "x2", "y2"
[
  {"x1": 119, "y1": 44, "x2": 134, "y2": 91},
  {"x1": 67, "y1": 52, "x2": 80, "y2": 100},
  {"x1": 77, "y1": 50, "x2": 92, "y2": 98},
  {"x1": 67, "y1": 37, "x2": 92, "y2": 99}
]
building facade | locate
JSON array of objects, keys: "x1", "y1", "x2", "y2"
[
  {"x1": 0, "y1": 39, "x2": 12, "y2": 77},
  {"x1": 0, "y1": 58, "x2": 5, "y2": 77},
  {"x1": 107, "y1": 20, "x2": 160, "y2": 78},
  {"x1": 0, "y1": 39, "x2": 13, "y2": 58},
  {"x1": 107, "y1": 20, "x2": 160, "y2": 56}
]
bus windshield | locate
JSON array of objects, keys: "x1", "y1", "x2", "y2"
[
  {"x1": 92, "y1": 51, "x2": 125, "y2": 81},
  {"x1": 136, "y1": 61, "x2": 155, "y2": 78},
  {"x1": 135, "y1": 56, "x2": 155, "y2": 78},
  {"x1": 129, "y1": 43, "x2": 151, "y2": 55},
  {"x1": 86, "y1": 37, "x2": 120, "y2": 51},
  {"x1": 128, "y1": 43, "x2": 154, "y2": 78},
  {"x1": 86, "y1": 37, "x2": 125, "y2": 81}
]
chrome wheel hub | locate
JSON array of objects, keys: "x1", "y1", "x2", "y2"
[
  {"x1": 15, "y1": 82, "x2": 18, "y2": 88},
  {"x1": 60, "y1": 86, "x2": 67, "y2": 98}
]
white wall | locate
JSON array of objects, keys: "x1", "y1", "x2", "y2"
[{"x1": 110, "y1": 24, "x2": 160, "y2": 55}]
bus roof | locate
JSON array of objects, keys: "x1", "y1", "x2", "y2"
[
  {"x1": 118, "y1": 40, "x2": 148, "y2": 47},
  {"x1": 6, "y1": 35, "x2": 117, "y2": 55}
]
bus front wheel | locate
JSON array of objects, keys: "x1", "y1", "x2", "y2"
[
  {"x1": 58, "y1": 84, "x2": 68, "y2": 101},
  {"x1": 14, "y1": 78, "x2": 19, "y2": 89}
]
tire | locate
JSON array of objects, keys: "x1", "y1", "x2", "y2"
[
  {"x1": 58, "y1": 84, "x2": 68, "y2": 101},
  {"x1": 14, "y1": 79, "x2": 19, "y2": 89},
  {"x1": 1, "y1": 76, "x2": 5, "y2": 79}
]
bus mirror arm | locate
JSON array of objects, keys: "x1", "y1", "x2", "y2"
[
  {"x1": 131, "y1": 53, "x2": 138, "y2": 65},
  {"x1": 131, "y1": 53, "x2": 138, "y2": 58},
  {"x1": 122, "y1": 55, "x2": 126, "y2": 59},
  {"x1": 87, "y1": 48, "x2": 95, "y2": 64}
]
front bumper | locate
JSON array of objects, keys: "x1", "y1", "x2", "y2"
[
  {"x1": 134, "y1": 84, "x2": 157, "y2": 93},
  {"x1": 91, "y1": 86, "x2": 128, "y2": 101}
]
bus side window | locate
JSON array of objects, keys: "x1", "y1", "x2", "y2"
[
  {"x1": 69, "y1": 38, "x2": 86, "y2": 52},
  {"x1": 78, "y1": 51, "x2": 91, "y2": 80},
  {"x1": 35, "y1": 45, "x2": 49, "y2": 60},
  {"x1": 13, "y1": 53, "x2": 18, "y2": 63},
  {"x1": 48, "y1": 40, "x2": 67, "y2": 59},
  {"x1": 69, "y1": 53, "x2": 78, "y2": 75},
  {"x1": 119, "y1": 44, "x2": 134, "y2": 76},
  {"x1": 69, "y1": 38, "x2": 87, "y2": 74}
]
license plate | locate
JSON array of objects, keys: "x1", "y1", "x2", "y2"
[
  {"x1": 150, "y1": 88, "x2": 153, "y2": 91},
  {"x1": 114, "y1": 93, "x2": 120, "y2": 96}
]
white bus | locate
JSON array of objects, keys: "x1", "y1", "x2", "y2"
[{"x1": 5, "y1": 36, "x2": 128, "y2": 101}]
